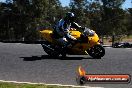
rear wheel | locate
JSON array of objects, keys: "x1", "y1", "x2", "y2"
[
  {"x1": 41, "y1": 42, "x2": 60, "y2": 57},
  {"x1": 87, "y1": 45, "x2": 105, "y2": 58}
]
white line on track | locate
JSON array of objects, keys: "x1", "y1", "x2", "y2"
[{"x1": 0, "y1": 80, "x2": 104, "y2": 88}]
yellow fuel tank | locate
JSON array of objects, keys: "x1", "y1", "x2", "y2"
[{"x1": 69, "y1": 30, "x2": 81, "y2": 39}]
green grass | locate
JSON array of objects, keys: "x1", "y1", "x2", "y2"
[
  {"x1": 127, "y1": 35, "x2": 132, "y2": 38},
  {"x1": 0, "y1": 82, "x2": 79, "y2": 88}
]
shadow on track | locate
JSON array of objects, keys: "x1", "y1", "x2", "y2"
[{"x1": 20, "y1": 55, "x2": 100, "y2": 61}]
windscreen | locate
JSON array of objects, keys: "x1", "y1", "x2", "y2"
[{"x1": 83, "y1": 28, "x2": 95, "y2": 36}]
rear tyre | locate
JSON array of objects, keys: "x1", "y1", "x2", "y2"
[
  {"x1": 61, "y1": 53, "x2": 66, "y2": 58},
  {"x1": 60, "y1": 47, "x2": 68, "y2": 58},
  {"x1": 41, "y1": 42, "x2": 60, "y2": 57},
  {"x1": 87, "y1": 45, "x2": 105, "y2": 58}
]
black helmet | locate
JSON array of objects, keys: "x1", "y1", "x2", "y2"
[{"x1": 64, "y1": 12, "x2": 75, "y2": 22}]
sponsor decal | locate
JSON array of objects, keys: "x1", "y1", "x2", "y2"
[{"x1": 76, "y1": 66, "x2": 131, "y2": 85}]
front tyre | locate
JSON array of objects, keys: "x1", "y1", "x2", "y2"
[{"x1": 87, "y1": 45, "x2": 105, "y2": 58}]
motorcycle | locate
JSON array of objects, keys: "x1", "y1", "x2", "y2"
[{"x1": 39, "y1": 27, "x2": 105, "y2": 58}]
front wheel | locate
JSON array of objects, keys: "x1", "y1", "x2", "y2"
[{"x1": 87, "y1": 45, "x2": 105, "y2": 58}]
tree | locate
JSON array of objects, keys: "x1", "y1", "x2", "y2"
[
  {"x1": 0, "y1": 0, "x2": 130, "y2": 41},
  {"x1": 100, "y1": 0, "x2": 126, "y2": 35},
  {"x1": 69, "y1": 0, "x2": 90, "y2": 27},
  {"x1": 125, "y1": 8, "x2": 132, "y2": 36},
  {"x1": 84, "y1": 0, "x2": 103, "y2": 35},
  {"x1": 0, "y1": 2, "x2": 14, "y2": 40}
]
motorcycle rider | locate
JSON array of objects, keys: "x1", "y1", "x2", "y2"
[{"x1": 54, "y1": 12, "x2": 84, "y2": 47}]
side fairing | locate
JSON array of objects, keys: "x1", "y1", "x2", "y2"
[{"x1": 88, "y1": 33, "x2": 100, "y2": 47}]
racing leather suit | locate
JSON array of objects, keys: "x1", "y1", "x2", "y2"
[{"x1": 54, "y1": 19, "x2": 82, "y2": 46}]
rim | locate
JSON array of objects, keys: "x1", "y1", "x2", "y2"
[
  {"x1": 93, "y1": 46, "x2": 103, "y2": 56},
  {"x1": 88, "y1": 45, "x2": 105, "y2": 58},
  {"x1": 43, "y1": 44, "x2": 60, "y2": 57}
]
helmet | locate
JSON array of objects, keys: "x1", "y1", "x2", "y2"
[{"x1": 64, "y1": 12, "x2": 75, "y2": 22}]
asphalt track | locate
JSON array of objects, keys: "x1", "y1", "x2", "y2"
[{"x1": 0, "y1": 42, "x2": 132, "y2": 88}]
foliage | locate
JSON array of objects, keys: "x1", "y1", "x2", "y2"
[{"x1": 0, "y1": 0, "x2": 131, "y2": 41}]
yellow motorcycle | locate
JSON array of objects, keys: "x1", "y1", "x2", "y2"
[{"x1": 40, "y1": 27, "x2": 105, "y2": 58}]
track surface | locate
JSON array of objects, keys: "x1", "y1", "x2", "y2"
[{"x1": 0, "y1": 42, "x2": 132, "y2": 88}]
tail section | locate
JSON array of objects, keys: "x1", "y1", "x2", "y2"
[{"x1": 40, "y1": 29, "x2": 53, "y2": 42}]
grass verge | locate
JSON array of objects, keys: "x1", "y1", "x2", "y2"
[{"x1": 0, "y1": 82, "x2": 80, "y2": 88}]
